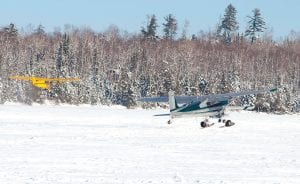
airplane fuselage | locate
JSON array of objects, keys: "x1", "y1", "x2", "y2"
[{"x1": 170, "y1": 100, "x2": 229, "y2": 118}]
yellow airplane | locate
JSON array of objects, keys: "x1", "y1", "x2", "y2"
[{"x1": 10, "y1": 76, "x2": 80, "y2": 90}]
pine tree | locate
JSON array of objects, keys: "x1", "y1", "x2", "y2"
[
  {"x1": 34, "y1": 24, "x2": 46, "y2": 36},
  {"x1": 217, "y1": 4, "x2": 239, "y2": 44},
  {"x1": 2, "y1": 23, "x2": 18, "y2": 39},
  {"x1": 141, "y1": 15, "x2": 158, "y2": 40},
  {"x1": 245, "y1": 8, "x2": 266, "y2": 43},
  {"x1": 163, "y1": 14, "x2": 177, "y2": 40},
  {"x1": 191, "y1": 34, "x2": 197, "y2": 41},
  {"x1": 115, "y1": 68, "x2": 136, "y2": 108},
  {"x1": 53, "y1": 33, "x2": 75, "y2": 103},
  {"x1": 198, "y1": 77, "x2": 209, "y2": 95},
  {"x1": 181, "y1": 20, "x2": 189, "y2": 40},
  {"x1": 56, "y1": 33, "x2": 71, "y2": 76},
  {"x1": 216, "y1": 73, "x2": 231, "y2": 93},
  {"x1": 138, "y1": 75, "x2": 150, "y2": 97}
]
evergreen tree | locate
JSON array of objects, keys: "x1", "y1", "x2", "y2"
[
  {"x1": 56, "y1": 43, "x2": 63, "y2": 74},
  {"x1": 141, "y1": 15, "x2": 158, "y2": 39},
  {"x1": 115, "y1": 69, "x2": 136, "y2": 108},
  {"x1": 245, "y1": 8, "x2": 266, "y2": 43},
  {"x1": 198, "y1": 77, "x2": 209, "y2": 95},
  {"x1": 163, "y1": 14, "x2": 178, "y2": 40},
  {"x1": 53, "y1": 33, "x2": 75, "y2": 103},
  {"x1": 3, "y1": 23, "x2": 18, "y2": 38},
  {"x1": 62, "y1": 33, "x2": 70, "y2": 56},
  {"x1": 128, "y1": 52, "x2": 138, "y2": 72},
  {"x1": 34, "y1": 24, "x2": 46, "y2": 36},
  {"x1": 216, "y1": 73, "x2": 231, "y2": 93},
  {"x1": 217, "y1": 4, "x2": 239, "y2": 44},
  {"x1": 191, "y1": 34, "x2": 197, "y2": 41},
  {"x1": 138, "y1": 75, "x2": 150, "y2": 97},
  {"x1": 160, "y1": 68, "x2": 172, "y2": 95},
  {"x1": 181, "y1": 20, "x2": 189, "y2": 40},
  {"x1": 56, "y1": 33, "x2": 71, "y2": 76}
]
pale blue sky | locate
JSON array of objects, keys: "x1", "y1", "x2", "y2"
[{"x1": 1, "y1": 0, "x2": 299, "y2": 39}]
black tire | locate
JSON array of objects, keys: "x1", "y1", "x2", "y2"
[
  {"x1": 200, "y1": 121, "x2": 207, "y2": 128},
  {"x1": 225, "y1": 120, "x2": 232, "y2": 127}
]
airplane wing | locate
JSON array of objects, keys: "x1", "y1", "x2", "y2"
[
  {"x1": 139, "y1": 96, "x2": 195, "y2": 104},
  {"x1": 10, "y1": 76, "x2": 80, "y2": 82},
  {"x1": 139, "y1": 94, "x2": 203, "y2": 103},
  {"x1": 195, "y1": 88, "x2": 277, "y2": 101},
  {"x1": 9, "y1": 76, "x2": 33, "y2": 81},
  {"x1": 139, "y1": 88, "x2": 277, "y2": 104},
  {"x1": 45, "y1": 78, "x2": 80, "y2": 82}
]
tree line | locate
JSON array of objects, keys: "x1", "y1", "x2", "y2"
[
  {"x1": 141, "y1": 4, "x2": 267, "y2": 44},
  {"x1": 0, "y1": 4, "x2": 299, "y2": 112}
]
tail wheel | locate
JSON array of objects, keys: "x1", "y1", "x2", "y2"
[
  {"x1": 200, "y1": 121, "x2": 207, "y2": 128},
  {"x1": 225, "y1": 120, "x2": 233, "y2": 127}
]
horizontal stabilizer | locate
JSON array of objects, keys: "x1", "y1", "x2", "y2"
[{"x1": 154, "y1": 113, "x2": 170, "y2": 116}]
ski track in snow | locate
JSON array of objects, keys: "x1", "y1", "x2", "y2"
[{"x1": 0, "y1": 104, "x2": 299, "y2": 184}]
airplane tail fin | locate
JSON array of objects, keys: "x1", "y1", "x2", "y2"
[{"x1": 168, "y1": 90, "x2": 178, "y2": 111}]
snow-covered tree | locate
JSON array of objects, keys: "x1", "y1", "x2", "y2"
[
  {"x1": 114, "y1": 68, "x2": 136, "y2": 108},
  {"x1": 0, "y1": 21, "x2": 298, "y2": 113}
]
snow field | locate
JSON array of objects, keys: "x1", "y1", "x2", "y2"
[{"x1": 0, "y1": 104, "x2": 299, "y2": 184}]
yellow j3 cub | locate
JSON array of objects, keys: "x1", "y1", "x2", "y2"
[{"x1": 10, "y1": 76, "x2": 80, "y2": 90}]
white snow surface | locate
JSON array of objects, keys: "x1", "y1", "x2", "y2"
[{"x1": 0, "y1": 104, "x2": 299, "y2": 184}]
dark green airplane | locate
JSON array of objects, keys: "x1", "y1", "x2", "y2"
[{"x1": 139, "y1": 88, "x2": 277, "y2": 128}]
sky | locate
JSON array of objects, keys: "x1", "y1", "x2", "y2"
[{"x1": 1, "y1": 0, "x2": 300, "y2": 39}]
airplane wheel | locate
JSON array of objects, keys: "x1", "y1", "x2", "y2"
[
  {"x1": 200, "y1": 121, "x2": 207, "y2": 128},
  {"x1": 167, "y1": 120, "x2": 172, "y2": 124},
  {"x1": 225, "y1": 120, "x2": 233, "y2": 127},
  {"x1": 218, "y1": 119, "x2": 222, "y2": 123}
]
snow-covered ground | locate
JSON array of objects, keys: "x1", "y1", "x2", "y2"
[{"x1": 0, "y1": 104, "x2": 299, "y2": 184}]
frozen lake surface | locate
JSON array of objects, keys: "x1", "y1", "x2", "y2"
[{"x1": 0, "y1": 104, "x2": 299, "y2": 184}]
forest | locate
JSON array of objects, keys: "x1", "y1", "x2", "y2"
[{"x1": 0, "y1": 4, "x2": 299, "y2": 112}]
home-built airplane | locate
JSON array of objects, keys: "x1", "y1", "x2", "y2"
[
  {"x1": 10, "y1": 76, "x2": 80, "y2": 90},
  {"x1": 139, "y1": 88, "x2": 277, "y2": 128}
]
